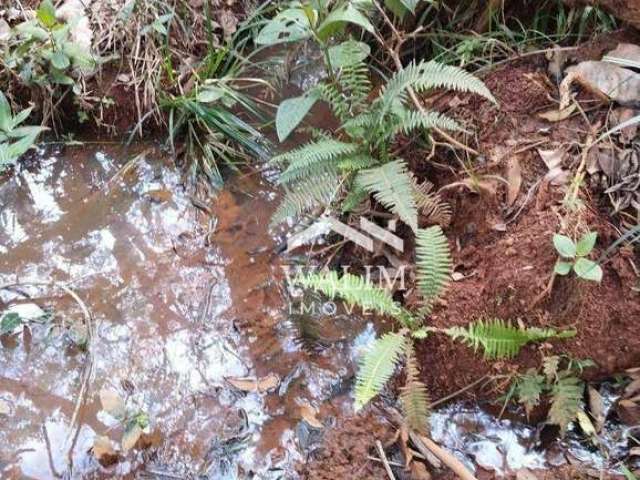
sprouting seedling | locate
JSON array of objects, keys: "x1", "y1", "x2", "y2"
[{"x1": 553, "y1": 231, "x2": 603, "y2": 282}]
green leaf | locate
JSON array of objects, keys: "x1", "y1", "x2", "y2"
[
  {"x1": 36, "y1": 0, "x2": 57, "y2": 29},
  {"x1": 399, "y1": 0, "x2": 420, "y2": 13},
  {"x1": 276, "y1": 92, "x2": 319, "y2": 142},
  {"x1": 328, "y1": 41, "x2": 370, "y2": 68},
  {"x1": 384, "y1": 0, "x2": 410, "y2": 18},
  {"x1": 0, "y1": 91, "x2": 12, "y2": 132},
  {"x1": 573, "y1": 258, "x2": 603, "y2": 282},
  {"x1": 554, "y1": 261, "x2": 573, "y2": 275},
  {"x1": 15, "y1": 21, "x2": 49, "y2": 41},
  {"x1": 0, "y1": 313, "x2": 22, "y2": 335},
  {"x1": 50, "y1": 51, "x2": 70, "y2": 70},
  {"x1": 255, "y1": 9, "x2": 312, "y2": 45},
  {"x1": 318, "y1": 4, "x2": 374, "y2": 39},
  {"x1": 576, "y1": 231, "x2": 597, "y2": 257},
  {"x1": 355, "y1": 332, "x2": 406, "y2": 409},
  {"x1": 553, "y1": 234, "x2": 576, "y2": 258}
]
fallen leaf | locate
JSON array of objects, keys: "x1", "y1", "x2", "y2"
[
  {"x1": 606, "y1": 43, "x2": 640, "y2": 64},
  {"x1": 218, "y1": 10, "x2": 238, "y2": 39},
  {"x1": 588, "y1": 386, "x2": 606, "y2": 433},
  {"x1": 299, "y1": 402, "x2": 323, "y2": 429},
  {"x1": 121, "y1": 423, "x2": 142, "y2": 451},
  {"x1": 93, "y1": 435, "x2": 119, "y2": 466},
  {"x1": 516, "y1": 469, "x2": 539, "y2": 480},
  {"x1": 99, "y1": 388, "x2": 126, "y2": 419},
  {"x1": 537, "y1": 148, "x2": 570, "y2": 185},
  {"x1": 611, "y1": 107, "x2": 639, "y2": 144},
  {"x1": 561, "y1": 60, "x2": 640, "y2": 108},
  {"x1": 506, "y1": 156, "x2": 522, "y2": 206},
  {"x1": 537, "y1": 104, "x2": 577, "y2": 122},
  {"x1": 576, "y1": 410, "x2": 597, "y2": 443},
  {"x1": 0, "y1": 399, "x2": 10, "y2": 415},
  {"x1": 226, "y1": 373, "x2": 280, "y2": 393},
  {"x1": 410, "y1": 460, "x2": 432, "y2": 480},
  {"x1": 145, "y1": 188, "x2": 172, "y2": 203}
]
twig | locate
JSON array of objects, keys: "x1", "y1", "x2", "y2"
[
  {"x1": 375, "y1": 440, "x2": 397, "y2": 480},
  {"x1": 414, "y1": 434, "x2": 478, "y2": 480},
  {"x1": 428, "y1": 374, "x2": 491, "y2": 409}
]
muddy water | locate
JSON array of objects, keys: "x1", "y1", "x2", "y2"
[{"x1": 0, "y1": 145, "x2": 370, "y2": 479}]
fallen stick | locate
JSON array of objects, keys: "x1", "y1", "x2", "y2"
[
  {"x1": 414, "y1": 434, "x2": 478, "y2": 480},
  {"x1": 375, "y1": 440, "x2": 397, "y2": 480}
]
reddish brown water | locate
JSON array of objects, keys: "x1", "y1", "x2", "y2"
[{"x1": 0, "y1": 144, "x2": 371, "y2": 479}]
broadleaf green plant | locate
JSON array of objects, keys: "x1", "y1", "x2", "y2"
[
  {"x1": 553, "y1": 231, "x2": 603, "y2": 282},
  {"x1": 0, "y1": 91, "x2": 46, "y2": 171},
  {"x1": 2, "y1": 0, "x2": 97, "y2": 89},
  {"x1": 259, "y1": 0, "x2": 495, "y2": 229}
]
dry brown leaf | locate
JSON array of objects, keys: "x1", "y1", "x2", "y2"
[
  {"x1": 218, "y1": 10, "x2": 238, "y2": 39},
  {"x1": 537, "y1": 104, "x2": 576, "y2": 122},
  {"x1": 121, "y1": 424, "x2": 142, "y2": 451},
  {"x1": 299, "y1": 402, "x2": 323, "y2": 429},
  {"x1": 93, "y1": 435, "x2": 119, "y2": 465},
  {"x1": 537, "y1": 148, "x2": 570, "y2": 185},
  {"x1": 625, "y1": 378, "x2": 640, "y2": 397},
  {"x1": 410, "y1": 461, "x2": 432, "y2": 480},
  {"x1": 0, "y1": 399, "x2": 10, "y2": 415},
  {"x1": 226, "y1": 373, "x2": 280, "y2": 393},
  {"x1": 587, "y1": 386, "x2": 606, "y2": 433},
  {"x1": 99, "y1": 388, "x2": 126, "y2": 418},
  {"x1": 561, "y1": 61, "x2": 640, "y2": 108},
  {"x1": 506, "y1": 156, "x2": 522, "y2": 206},
  {"x1": 607, "y1": 43, "x2": 640, "y2": 64},
  {"x1": 611, "y1": 107, "x2": 639, "y2": 144}
]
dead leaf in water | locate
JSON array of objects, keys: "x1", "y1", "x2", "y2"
[
  {"x1": 99, "y1": 388, "x2": 126, "y2": 419},
  {"x1": 226, "y1": 373, "x2": 280, "y2": 393},
  {"x1": 145, "y1": 189, "x2": 173, "y2": 203},
  {"x1": 587, "y1": 386, "x2": 605, "y2": 433},
  {"x1": 122, "y1": 423, "x2": 143, "y2": 451},
  {"x1": 506, "y1": 156, "x2": 522, "y2": 206},
  {"x1": 93, "y1": 435, "x2": 119, "y2": 466},
  {"x1": 0, "y1": 399, "x2": 10, "y2": 415}
]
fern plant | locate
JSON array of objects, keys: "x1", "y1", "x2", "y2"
[
  {"x1": 261, "y1": 0, "x2": 496, "y2": 228},
  {"x1": 0, "y1": 91, "x2": 46, "y2": 171},
  {"x1": 445, "y1": 318, "x2": 576, "y2": 360},
  {"x1": 508, "y1": 356, "x2": 594, "y2": 435}
]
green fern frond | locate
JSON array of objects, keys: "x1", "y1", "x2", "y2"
[
  {"x1": 356, "y1": 159, "x2": 418, "y2": 231},
  {"x1": 446, "y1": 318, "x2": 574, "y2": 359},
  {"x1": 377, "y1": 60, "x2": 495, "y2": 118},
  {"x1": 341, "y1": 184, "x2": 370, "y2": 213},
  {"x1": 395, "y1": 110, "x2": 463, "y2": 136},
  {"x1": 415, "y1": 226, "x2": 452, "y2": 309},
  {"x1": 271, "y1": 171, "x2": 340, "y2": 226},
  {"x1": 401, "y1": 341, "x2": 430, "y2": 434},
  {"x1": 515, "y1": 370, "x2": 546, "y2": 418},
  {"x1": 548, "y1": 375, "x2": 584, "y2": 434},
  {"x1": 294, "y1": 270, "x2": 404, "y2": 317},
  {"x1": 337, "y1": 154, "x2": 377, "y2": 172},
  {"x1": 412, "y1": 178, "x2": 452, "y2": 227},
  {"x1": 355, "y1": 332, "x2": 406, "y2": 409},
  {"x1": 317, "y1": 61, "x2": 371, "y2": 121},
  {"x1": 273, "y1": 139, "x2": 358, "y2": 184}
]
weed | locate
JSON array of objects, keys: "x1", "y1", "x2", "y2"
[
  {"x1": 0, "y1": 91, "x2": 46, "y2": 171},
  {"x1": 508, "y1": 355, "x2": 596, "y2": 434},
  {"x1": 553, "y1": 231, "x2": 603, "y2": 282}
]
